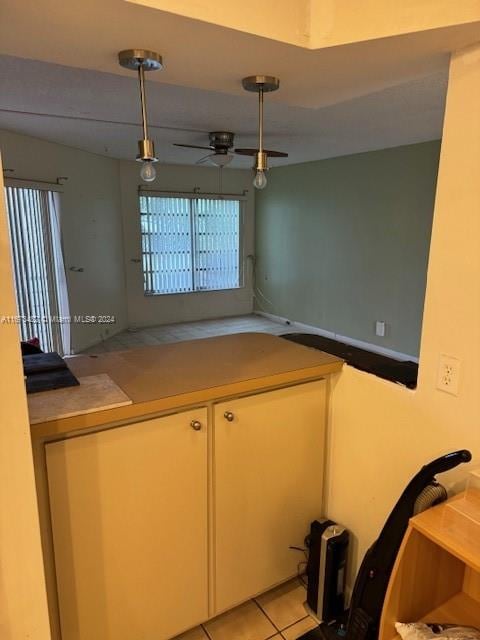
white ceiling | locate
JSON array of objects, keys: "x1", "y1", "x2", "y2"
[
  {"x1": 0, "y1": 55, "x2": 447, "y2": 168},
  {"x1": 0, "y1": 0, "x2": 472, "y2": 166}
]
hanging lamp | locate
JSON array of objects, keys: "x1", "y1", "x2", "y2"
[
  {"x1": 242, "y1": 75, "x2": 280, "y2": 190},
  {"x1": 118, "y1": 49, "x2": 163, "y2": 182}
]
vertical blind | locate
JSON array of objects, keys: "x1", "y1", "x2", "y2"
[
  {"x1": 139, "y1": 195, "x2": 242, "y2": 295},
  {"x1": 4, "y1": 186, "x2": 70, "y2": 355}
]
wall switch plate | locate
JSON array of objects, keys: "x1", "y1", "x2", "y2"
[
  {"x1": 437, "y1": 354, "x2": 460, "y2": 395},
  {"x1": 375, "y1": 321, "x2": 386, "y2": 337}
]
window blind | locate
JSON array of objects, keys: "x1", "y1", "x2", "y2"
[
  {"x1": 139, "y1": 195, "x2": 241, "y2": 295},
  {"x1": 4, "y1": 186, "x2": 70, "y2": 355}
]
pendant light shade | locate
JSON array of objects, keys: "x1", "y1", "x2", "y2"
[{"x1": 118, "y1": 49, "x2": 163, "y2": 182}]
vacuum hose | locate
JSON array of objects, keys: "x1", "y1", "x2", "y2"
[{"x1": 413, "y1": 482, "x2": 448, "y2": 515}]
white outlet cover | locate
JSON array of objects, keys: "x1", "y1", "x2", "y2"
[
  {"x1": 375, "y1": 321, "x2": 386, "y2": 337},
  {"x1": 436, "y1": 354, "x2": 461, "y2": 396}
]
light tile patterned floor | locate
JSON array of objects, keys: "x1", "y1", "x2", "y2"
[
  {"x1": 81, "y1": 314, "x2": 289, "y2": 354},
  {"x1": 174, "y1": 578, "x2": 317, "y2": 640}
]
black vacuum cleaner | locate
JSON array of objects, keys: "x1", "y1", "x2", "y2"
[{"x1": 300, "y1": 449, "x2": 472, "y2": 640}]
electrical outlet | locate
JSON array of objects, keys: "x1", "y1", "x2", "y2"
[
  {"x1": 437, "y1": 355, "x2": 460, "y2": 395},
  {"x1": 375, "y1": 321, "x2": 386, "y2": 337}
]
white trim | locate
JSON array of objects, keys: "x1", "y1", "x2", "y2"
[
  {"x1": 255, "y1": 311, "x2": 419, "y2": 363},
  {"x1": 4, "y1": 178, "x2": 64, "y2": 192},
  {"x1": 138, "y1": 188, "x2": 248, "y2": 201}
]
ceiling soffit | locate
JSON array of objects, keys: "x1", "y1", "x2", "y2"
[
  {"x1": 126, "y1": 0, "x2": 480, "y2": 49},
  {"x1": 0, "y1": 0, "x2": 479, "y2": 110}
]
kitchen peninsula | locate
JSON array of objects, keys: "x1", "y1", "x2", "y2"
[{"x1": 29, "y1": 333, "x2": 342, "y2": 640}]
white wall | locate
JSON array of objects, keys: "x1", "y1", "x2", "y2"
[
  {"x1": 119, "y1": 160, "x2": 255, "y2": 328},
  {"x1": 0, "y1": 157, "x2": 51, "y2": 639},
  {"x1": 0, "y1": 130, "x2": 256, "y2": 348},
  {"x1": 324, "y1": 43, "x2": 480, "y2": 589},
  {"x1": 0, "y1": 130, "x2": 128, "y2": 353},
  {"x1": 255, "y1": 141, "x2": 440, "y2": 358}
]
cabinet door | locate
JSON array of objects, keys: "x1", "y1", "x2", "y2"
[
  {"x1": 214, "y1": 380, "x2": 326, "y2": 612},
  {"x1": 46, "y1": 408, "x2": 208, "y2": 640}
]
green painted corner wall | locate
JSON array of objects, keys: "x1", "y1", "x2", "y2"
[{"x1": 254, "y1": 140, "x2": 441, "y2": 357}]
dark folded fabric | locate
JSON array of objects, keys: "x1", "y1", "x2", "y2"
[
  {"x1": 23, "y1": 352, "x2": 67, "y2": 375},
  {"x1": 25, "y1": 368, "x2": 80, "y2": 394},
  {"x1": 21, "y1": 341, "x2": 43, "y2": 355},
  {"x1": 23, "y1": 352, "x2": 80, "y2": 393}
]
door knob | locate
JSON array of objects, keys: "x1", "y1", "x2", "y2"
[
  {"x1": 190, "y1": 420, "x2": 202, "y2": 431},
  {"x1": 224, "y1": 411, "x2": 234, "y2": 422}
]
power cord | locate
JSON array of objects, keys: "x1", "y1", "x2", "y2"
[{"x1": 289, "y1": 545, "x2": 308, "y2": 589}]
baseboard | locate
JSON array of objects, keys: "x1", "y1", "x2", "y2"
[
  {"x1": 70, "y1": 324, "x2": 128, "y2": 355},
  {"x1": 255, "y1": 311, "x2": 419, "y2": 363}
]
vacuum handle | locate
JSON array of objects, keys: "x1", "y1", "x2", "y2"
[
  {"x1": 420, "y1": 449, "x2": 472, "y2": 479},
  {"x1": 345, "y1": 448, "x2": 472, "y2": 640},
  {"x1": 378, "y1": 448, "x2": 472, "y2": 542}
]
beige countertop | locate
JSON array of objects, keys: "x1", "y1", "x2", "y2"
[{"x1": 29, "y1": 332, "x2": 343, "y2": 438}]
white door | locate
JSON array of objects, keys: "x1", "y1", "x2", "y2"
[
  {"x1": 214, "y1": 380, "x2": 326, "y2": 612},
  {"x1": 46, "y1": 408, "x2": 209, "y2": 640},
  {"x1": 0, "y1": 155, "x2": 51, "y2": 638}
]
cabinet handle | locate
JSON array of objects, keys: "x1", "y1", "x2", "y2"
[
  {"x1": 224, "y1": 411, "x2": 234, "y2": 422},
  {"x1": 190, "y1": 420, "x2": 202, "y2": 431}
]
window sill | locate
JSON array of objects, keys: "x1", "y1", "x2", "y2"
[{"x1": 144, "y1": 285, "x2": 245, "y2": 297}]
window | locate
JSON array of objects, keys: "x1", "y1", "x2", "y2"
[
  {"x1": 4, "y1": 186, "x2": 70, "y2": 355},
  {"x1": 139, "y1": 195, "x2": 242, "y2": 295}
]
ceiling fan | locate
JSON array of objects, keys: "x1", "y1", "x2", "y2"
[
  {"x1": 173, "y1": 130, "x2": 288, "y2": 168},
  {"x1": 174, "y1": 131, "x2": 236, "y2": 166}
]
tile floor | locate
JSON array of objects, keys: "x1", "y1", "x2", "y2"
[
  {"x1": 81, "y1": 314, "x2": 290, "y2": 354},
  {"x1": 175, "y1": 578, "x2": 317, "y2": 640}
]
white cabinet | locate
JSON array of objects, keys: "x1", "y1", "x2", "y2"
[
  {"x1": 46, "y1": 379, "x2": 327, "y2": 639},
  {"x1": 213, "y1": 379, "x2": 326, "y2": 612},
  {"x1": 46, "y1": 408, "x2": 208, "y2": 640}
]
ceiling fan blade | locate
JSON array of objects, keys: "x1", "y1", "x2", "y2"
[
  {"x1": 233, "y1": 148, "x2": 256, "y2": 156},
  {"x1": 234, "y1": 148, "x2": 288, "y2": 158},
  {"x1": 173, "y1": 143, "x2": 213, "y2": 150},
  {"x1": 264, "y1": 149, "x2": 289, "y2": 158}
]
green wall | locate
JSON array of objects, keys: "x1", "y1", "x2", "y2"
[{"x1": 255, "y1": 140, "x2": 441, "y2": 357}]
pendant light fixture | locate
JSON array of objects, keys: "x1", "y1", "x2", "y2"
[
  {"x1": 118, "y1": 49, "x2": 163, "y2": 182},
  {"x1": 242, "y1": 75, "x2": 280, "y2": 190}
]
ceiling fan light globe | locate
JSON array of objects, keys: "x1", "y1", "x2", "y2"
[{"x1": 210, "y1": 154, "x2": 234, "y2": 167}]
